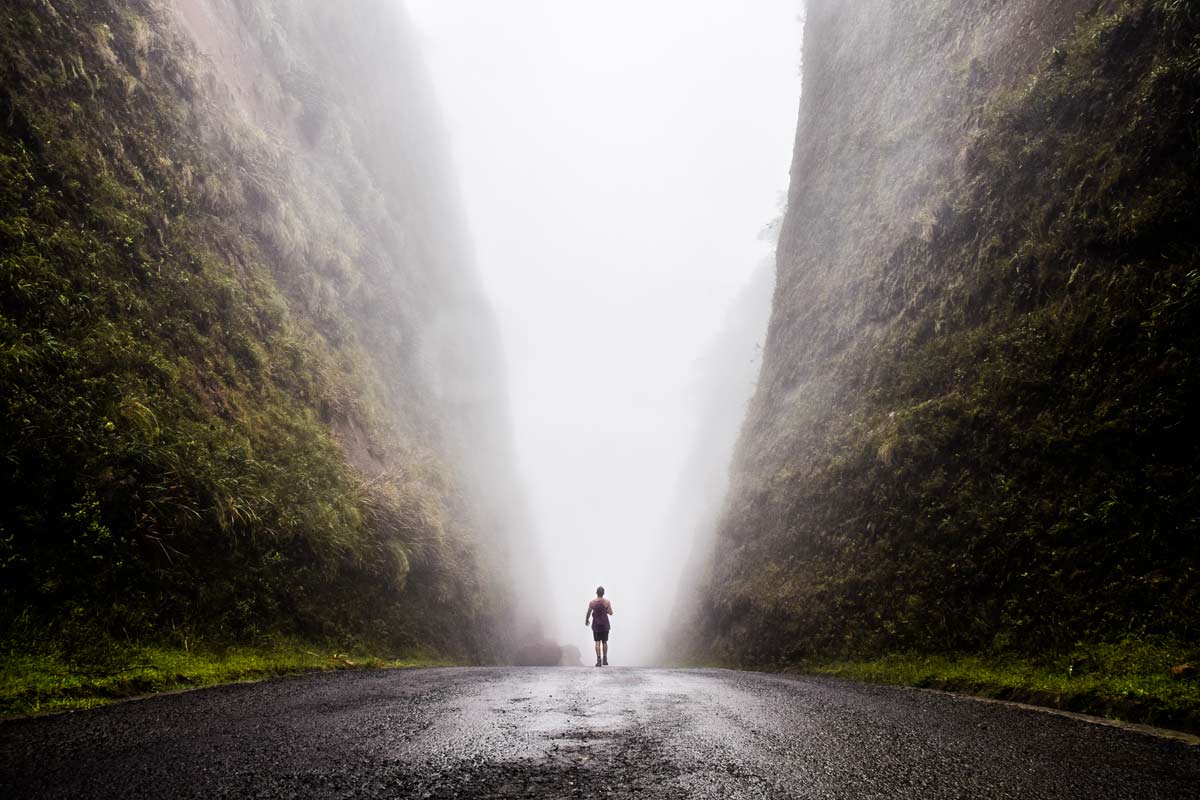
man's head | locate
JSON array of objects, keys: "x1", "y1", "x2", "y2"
[{"x1": 596, "y1": 586, "x2": 605, "y2": 597}]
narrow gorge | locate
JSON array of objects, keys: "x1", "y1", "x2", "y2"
[{"x1": 2, "y1": 0, "x2": 1199, "y2": 768}]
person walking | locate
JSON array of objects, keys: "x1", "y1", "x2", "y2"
[{"x1": 584, "y1": 586, "x2": 613, "y2": 667}]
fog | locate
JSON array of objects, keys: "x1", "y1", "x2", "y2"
[{"x1": 406, "y1": 1, "x2": 803, "y2": 664}]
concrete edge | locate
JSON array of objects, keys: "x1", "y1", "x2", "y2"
[
  {"x1": 696, "y1": 667, "x2": 1200, "y2": 747},
  {"x1": 918, "y1": 686, "x2": 1200, "y2": 747}
]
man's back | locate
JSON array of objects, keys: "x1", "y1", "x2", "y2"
[{"x1": 589, "y1": 598, "x2": 612, "y2": 628}]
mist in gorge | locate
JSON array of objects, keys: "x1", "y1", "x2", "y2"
[
  {"x1": 0, "y1": 0, "x2": 803, "y2": 678},
  {"x1": 643, "y1": 257, "x2": 776, "y2": 664},
  {"x1": 407, "y1": 1, "x2": 802, "y2": 663}
]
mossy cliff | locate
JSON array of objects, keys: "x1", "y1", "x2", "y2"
[
  {"x1": 693, "y1": 0, "x2": 1200, "y2": 672},
  {"x1": 0, "y1": 0, "x2": 528, "y2": 663}
]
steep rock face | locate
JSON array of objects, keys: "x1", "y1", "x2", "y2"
[
  {"x1": 0, "y1": 0, "x2": 530, "y2": 659},
  {"x1": 697, "y1": 0, "x2": 1200, "y2": 664},
  {"x1": 652, "y1": 260, "x2": 774, "y2": 663}
]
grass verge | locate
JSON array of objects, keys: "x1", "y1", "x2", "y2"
[
  {"x1": 797, "y1": 647, "x2": 1200, "y2": 735},
  {"x1": 0, "y1": 641, "x2": 455, "y2": 718}
]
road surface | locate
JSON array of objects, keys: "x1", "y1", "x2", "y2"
[{"x1": 2, "y1": 667, "x2": 1198, "y2": 798}]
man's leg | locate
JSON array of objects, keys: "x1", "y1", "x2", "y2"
[
  {"x1": 594, "y1": 640, "x2": 602, "y2": 666},
  {"x1": 602, "y1": 640, "x2": 608, "y2": 665}
]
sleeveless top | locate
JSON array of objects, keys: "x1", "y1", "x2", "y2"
[{"x1": 589, "y1": 598, "x2": 611, "y2": 629}]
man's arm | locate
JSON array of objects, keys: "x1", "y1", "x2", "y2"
[
  {"x1": 606, "y1": 600, "x2": 614, "y2": 616},
  {"x1": 585, "y1": 605, "x2": 592, "y2": 626}
]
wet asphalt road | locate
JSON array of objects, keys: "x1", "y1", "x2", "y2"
[{"x1": 2, "y1": 668, "x2": 1198, "y2": 799}]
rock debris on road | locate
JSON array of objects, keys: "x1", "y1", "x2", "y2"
[{"x1": 2, "y1": 667, "x2": 1198, "y2": 799}]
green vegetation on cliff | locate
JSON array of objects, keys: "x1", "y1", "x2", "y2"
[
  {"x1": 0, "y1": 0, "x2": 514, "y2": 679},
  {"x1": 695, "y1": 0, "x2": 1200, "y2": 710}
]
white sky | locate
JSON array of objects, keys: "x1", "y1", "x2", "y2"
[{"x1": 405, "y1": 0, "x2": 803, "y2": 663}]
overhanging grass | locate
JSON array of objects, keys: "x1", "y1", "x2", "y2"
[
  {"x1": 0, "y1": 641, "x2": 455, "y2": 718},
  {"x1": 798, "y1": 648, "x2": 1200, "y2": 734}
]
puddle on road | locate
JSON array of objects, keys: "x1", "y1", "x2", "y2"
[
  {"x1": 363, "y1": 670, "x2": 793, "y2": 798},
  {"x1": 379, "y1": 670, "x2": 648, "y2": 766}
]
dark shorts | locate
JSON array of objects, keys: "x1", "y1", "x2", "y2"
[{"x1": 592, "y1": 627, "x2": 609, "y2": 642}]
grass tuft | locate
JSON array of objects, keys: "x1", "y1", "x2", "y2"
[
  {"x1": 0, "y1": 641, "x2": 454, "y2": 718},
  {"x1": 801, "y1": 643, "x2": 1200, "y2": 734}
]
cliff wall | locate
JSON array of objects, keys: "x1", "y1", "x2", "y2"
[
  {"x1": 0, "y1": 0, "x2": 530, "y2": 660},
  {"x1": 695, "y1": 0, "x2": 1200, "y2": 664}
]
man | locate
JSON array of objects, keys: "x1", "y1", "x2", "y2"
[{"x1": 584, "y1": 585, "x2": 613, "y2": 667}]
